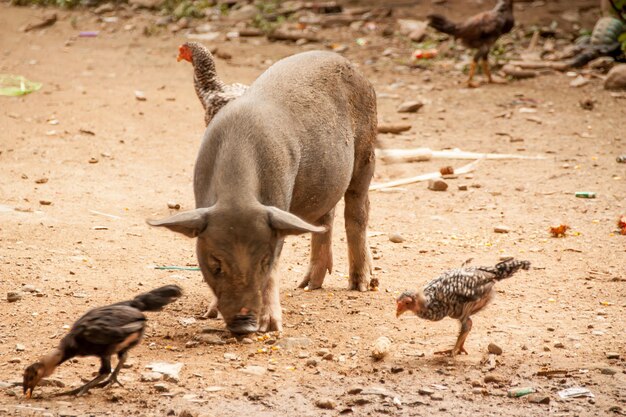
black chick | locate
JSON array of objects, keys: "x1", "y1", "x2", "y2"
[
  {"x1": 428, "y1": 0, "x2": 514, "y2": 87},
  {"x1": 396, "y1": 258, "x2": 529, "y2": 356},
  {"x1": 23, "y1": 285, "x2": 182, "y2": 398}
]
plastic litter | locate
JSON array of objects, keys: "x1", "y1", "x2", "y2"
[{"x1": 0, "y1": 74, "x2": 42, "y2": 96}]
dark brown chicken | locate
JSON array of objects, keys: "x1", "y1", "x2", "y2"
[
  {"x1": 396, "y1": 258, "x2": 529, "y2": 356},
  {"x1": 177, "y1": 42, "x2": 248, "y2": 126},
  {"x1": 428, "y1": 0, "x2": 514, "y2": 87},
  {"x1": 23, "y1": 285, "x2": 182, "y2": 398}
]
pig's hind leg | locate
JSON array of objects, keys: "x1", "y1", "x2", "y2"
[
  {"x1": 298, "y1": 208, "x2": 335, "y2": 290},
  {"x1": 344, "y1": 157, "x2": 374, "y2": 292}
]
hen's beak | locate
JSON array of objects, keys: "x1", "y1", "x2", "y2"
[
  {"x1": 176, "y1": 54, "x2": 184, "y2": 62},
  {"x1": 25, "y1": 388, "x2": 32, "y2": 399},
  {"x1": 396, "y1": 305, "x2": 405, "y2": 318}
]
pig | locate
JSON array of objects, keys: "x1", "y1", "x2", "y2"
[{"x1": 148, "y1": 51, "x2": 376, "y2": 334}]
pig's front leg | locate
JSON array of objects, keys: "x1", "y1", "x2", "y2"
[{"x1": 259, "y1": 273, "x2": 283, "y2": 332}]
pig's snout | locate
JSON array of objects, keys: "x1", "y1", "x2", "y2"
[{"x1": 227, "y1": 312, "x2": 258, "y2": 334}]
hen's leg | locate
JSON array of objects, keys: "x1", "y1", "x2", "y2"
[
  {"x1": 453, "y1": 318, "x2": 472, "y2": 355},
  {"x1": 467, "y1": 61, "x2": 479, "y2": 88},
  {"x1": 299, "y1": 208, "x2": 335, "y2": 290},
  {"x1": 54, "y1": 357, "x2": 111, "y2": 396},
  {"x1": 96, "y1": 351, "x2": 128, "y2": 388}
]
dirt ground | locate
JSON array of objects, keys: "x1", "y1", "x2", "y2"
[{"x1": 0, "y1": 1, "x2": 625, "y2": 416}]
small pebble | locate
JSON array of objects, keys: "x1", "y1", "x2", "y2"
[
  {"x1": 600, "y1": 368, "x2": 617, "y2": 375},
  {"x1": 484, "y1": 373, "x2": 505, "y2": 384},
  {"x1": 167, "y1": 202, "x2": 181, "y2": 210},
  {"x1": 88, "y1": 157, "x2": 99, "y2": 164},
  {"x1": 554, "y1": 342, "x2": 565, "y2": 349},
  {"x1": 7, "y1": 292, "x2": 21, "y2": 303},
  {"x1": 241, "y1": 338, "x2": 253, "y2": 344},
  {"x1": 317, "y1": 348, "x2": 330, "y2": 357},
  {"x1": 418, "y1": 387, "x2": 434, "y2": 396},
  {"x1": 134, "y1": 90, "x2": 147, "y2": 101},
  {"x1": 8, "y1": 357, "x2": 21, "y2": 364},
  {"x1": 141, "y1": 372, "x2": 163, "y2": 382},
  {"x1": 15, "y1": 344, "x2": 25, "y2": 352},
  {"x1": 154, "y1": 383, "x2": 169, "y2": 392},
  {"x1": 427, "y1": 179, "x2": 448, "y2": 191},
  {"x1": 298, "y1": 351, "x2": 310, "y2": 359},
  {"x1": 39, "y1": 200, "x2": 52, "y2": 205},
  {"x1": 22, "y1": 284, "x2": 36, "y2": 292},
  {"x1": 431, "y1": 393, "x2": 444, "y2": 401},
  {"x1": 389, "y1": 233, "x2": 404, "y2": 243},
  {"x1": 528, "y1": 394, "x2": 550, "y2": 404},
  {"x1": 315, "y1": 399, "x2": 336, "y2": 410},
  {"x1": 457, "y1": 184, "x2": 468, "y2": 191},
  {"x1": 606, "y1": 352, "x2": 620, "y2": 359},
  {"x1": 306, "y1": 358, "x2": 319, "y2": 367},
  {"x1": 397, "y1": 100, "x2": 424, "y2": 113},
  {"x1": 488, "y1": 343, "x2": 503, "y2": 355},
  {"x1": 493, "y1": 225, "x2": 510, "y2": 234}
]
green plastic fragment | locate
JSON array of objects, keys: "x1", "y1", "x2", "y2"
[{"x1": 0, "y1": 74, "x2": 42, "y2": 96}]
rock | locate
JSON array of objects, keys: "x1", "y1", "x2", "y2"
[
  {"x1": 129, "y1": 0, "x2": 162, "y2": 9},
  {"x1": 569, "y1": 75, "x2": 589, "y2": 88},
  {"x1": 484, "y1": 373, "x2": 505, "y2": 384},
  {"x1": 347, "y1": 387, "x2": 363, "y2": 395},
  {"x1": 22, "y1": 284, "x2": 36, "y2": 292},
  {"x1": 457, "y1": 184, "x2": 468, "y2": 191},
  {"x1": 589, "y1": 56, "x2": 615, "y2": 72},
  {"x1": 228, "y1": 4, "x2": 257, "y2": 20},
  {"x1": 322, "y1": 353, "x2": 333, "y2": 361},
  {"x1": 15, "y1": 344, "x2": 25, "y2": 352},
  {"x1": 418, "y1": 387, "x2": 434, "y2": 396},
  {"x1": 277, "y1": 337, "x2": 311, "y2": 349},
  {"x1": 134, "y1": 90, "x2": 147, "y2": 101},
  {"x1": 167, "y1": 201, "x2": 181, "y2": 210},
  {"x1": 7, "y1": 292, "x2": 21, "y2": 303},
  {"x1": 178, "y1": 410, "x2": 197, "y2": 417},
  {"x1": 431, "y1": 393, "x2": 444, "y2": 401},
  {"x1": 298, "y1": 351, "x2": 310, "y2": 359},
  {"x1": 600, "y1": 368, "x2": 617, "y2": 375},
  {"x1": 141, "y1": 372, "x2": 163, "y2": 382},
  {"x1": 223, "y1": 353, "x2": 238, "y2": 361},
  {"x1": 241, "y1": 337, "x2": 253, "y2": 344},
  {"x1": 306, "y1": 358, "x2": 319, "y2": 367},
  {"x1": 528, "y1": 394, "x2": 550, "y2": 404},
  {"x1": 554, "y1": 342, "x2": 565, "y2": 349},
  {"x1": 194, "y1": 333, "x2": 225, "y2": 345},
  {"x1": 606, "y1": 352, "x2": 620, "y2": 359},
  {"x1": 146, "y1": 362, "x2": 183, "y2": 382},
  {"x1": 605, "y1": 64, "x2": 626, "y2": 90},
  {"x1": 94, "y1": 3, "x2": 115, "y2": 14},
  {"x1": 315, "y1": 398, "x2": 336, "y2": 409},
  {"x1": 317, "y1": 348, "x2": 330, "y2": 357},
  {"x1": 427, "y1": 179, "x2": 448, "y2": 191},
  {"x1": 493, "y1": 225, "x2": 510, "y2": 234},
  {"x1": 389, "y1": 233, "x2": 404, "y2": 243},
  {"x1": 579, "y1": 98, "x2": 594, "y2": 110},
  {"x1": 39, "y1": 200, "x2": 52, "y2": 205},
  {"x1": 8, "y1": 357, "x2": 21, "y2": 364},
  {"x1": 154, "y1": 382, "x2": 169, "y2": 392},
  {"x1": 487, "y1": 343, "x2": 503, "y2": 355},
  {"x1": 397, "y1": 100, "x2": 424, "y2": 113},
  {"x1": 371, "y1": 336, "x2": 391, "y2": 360},
  {"x1": 240, "y1": 365, "x2": 267, "y2": 376}
]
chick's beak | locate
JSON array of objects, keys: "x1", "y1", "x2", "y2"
[
  {"x1": 25, "y1": 388, "x2": 32, "y2": 399},
  {"x1": 396, "y1": 304, "x2": 405, "y2": 318}
]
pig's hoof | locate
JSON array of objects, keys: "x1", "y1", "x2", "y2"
[
  {"x1": 298, "y1": 278, "x2": 323, "y2": 291},
  {"x1": 200, "y1": 302, "x2": 220, "y2": 319},
  {"x1": 348, "y1": 275, "x2": 369, "y2": 292},
  {"x1": 258, "y1": 314, "x2": 282, "y2": 333}
]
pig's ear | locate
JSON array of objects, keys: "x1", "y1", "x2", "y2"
[
  {"x1": 266, "y1": 206, "x2": 326, "y2": 236},
  {"x1": 147, "y1": 208, "x2": 213, "y2": 238}
]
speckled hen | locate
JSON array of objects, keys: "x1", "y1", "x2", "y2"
[
  {"x1": 23, "y1": 285, "x2": 182, "y2": 398},
  {"x1": 177, "y1": 41, "x2": 248, "y2": 126},
  {"x1": 396, "y1": 258, "x2": 530, "y2": 356}
]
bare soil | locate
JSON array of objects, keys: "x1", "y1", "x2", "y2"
[{"x1": 0, "y1": 1, "x2": 624, "y2": 416}]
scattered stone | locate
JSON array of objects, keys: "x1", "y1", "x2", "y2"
[
  {"x1": 347, "y1": 387, "x2": 363, "y2": 395},
  {"x1": 457, "y1": 184, "x2": 468, "y2": 191},
  {"x1": 194, "y1": 333, "x2": 225, "y2": 345},
  {"x1": 371, "y1": 336, "x2": 391, "y2": 360},
  {"x1": 431, "y1": 393, "x2": 444, "y2": 401},
  {"x1": 604, "y1": 64, "x2": 626, "y2": 91},
  {"x1": 277, "y1": 337, "x2": 311, "y2": 349},
  {"x1": 223, "y1": 353, "x2": 238, "y2": 361},
  {"x1": 600, "y1": 368, "x2": 617, "y2": 375},
  {"x1": 389, "y1": 233, "x2": 404, "y2": 243},
  {"x1": 528, "y1": 394, "x2": 550, "y2": 404},
  {"x1": 146, "y1": 362, "x2": 183, "y2": 382},
  {"x1": 22, "y1": 12, "x2": 57, "y2": 32},
  {"x1": 317, "y1": 348, "x2": 330, "y2": 357},
  {"x1": 427, "y1": 179, "x2": 448, "y2": 191},
  {"x1": 5, "y1": 389, "x2": 17, "y2": 397},
  {"x1": 579, "y1": 98, "x2": 594, "y2": 110},
  {"x1": 315, "y1": 398, "x2": 336, "y2": 410},
  {"x1": 493, "y1": 225, "x2": 510, "y2": 234},
  {"x1": 167, "y1": 201, "x2": 181, "y2": 210},
  {"x1": 141, "y1": 372, "x2": 163, "y2": 382},
  {"x1": 418, "y1": 387, "x2": 434, "y2": 396},
  {"x1": 488, "y1": 343, "x2": 503, "y2": 355},
  {"x1": 484, "y1": 373, "x2": 506, "y2": 384},
  {"x1": 8, "y1": 357, "x2": 21, "y2": 364},
  {"x1": 323, "y1": 353, "x2": 333, "y2": 361},
  {"x1": 134, "y1": 90, "x2": 147, "y2": 101},
  {"x1": 178, "y1": 410, "x2": 197, "y2": 417},
  {"x1": 570, "y1": 75, "x2": 589, "y2": 88},
  {"x1": 39, "y1": 200, "x2": 52, "y2": 205},
  {"x1": 554, "y1": 342, "x2": 565, "y2": 349},
  {"x1": 397, "y1": 100, "x2": 424, "y2": 113},
  {"x1": 88, "y1": 157, "x2": 99, "y2": 164},
  {"x1": 306, "y1": 358, "x2": 319, "y2": 367},
  {"x1": 589, "y1": 56, "x2": 614, "y2": 72},
  {"x1": 15, "y1": 344, "x2": 25, "y2": 352},
  {"x1": 241, "y1": 338, "x2": 253, "y2": 344},
  {"x1": 298, "y1": 351, "x2": 310, "y2": 359},
  {"x1": 390, "y1": 366, "x2": 404, "y2": 374},
  {"x1": 240, "y1": 365, "x2": 267, "y2": 376},
  {"x1": 7, "y1": 292, "x2": 21, "y2": 303},
  {"x1": 606, "y1": 352, "x2": 620, "y2": 359},
  {"x1": 35, "y1": 177, "x2": 48, "y2": 184},
  {"x1": 154, "y1": 382, "x2": 169, "y2": 392},
  {"x1": 22, "y1": 284, "x2": 36, "y2": 292},
  {"x1": 94, "y1": 3, "x2": 115, "y2": 14}
]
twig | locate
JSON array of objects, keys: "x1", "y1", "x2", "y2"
[
  {"x1": 155, "y1": 266, "x2": 201, "y2": 271},
  {"x1": 376, "y1": 147, "x2": 547, "y2": 163},
  {"x1": 370, "y1": 160, "x2": 480, "y2": 191},
  {"x1": 89, "y1": 210, "x2": 122, "y2": 220}
]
